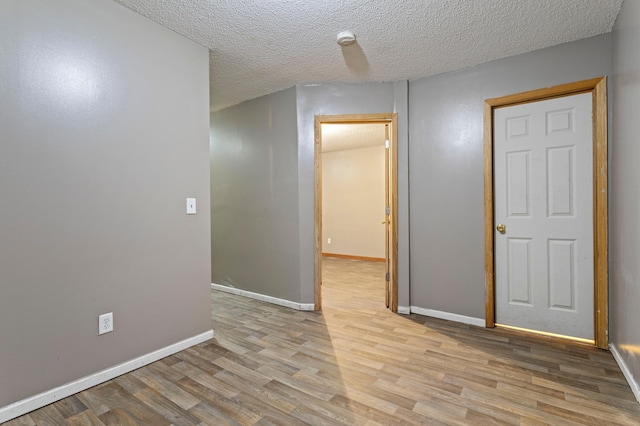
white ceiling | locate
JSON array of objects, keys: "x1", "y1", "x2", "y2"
[
  {"x1": 322, "y1": 123, "x2": 386, "y2": 153},
  {"x1": 113, "y1": 0, "x2": 623, "y2": 112}
]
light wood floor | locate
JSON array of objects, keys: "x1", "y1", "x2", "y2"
[{"x1": 6, "y1": 258, "x2": 640, "y2": 425}]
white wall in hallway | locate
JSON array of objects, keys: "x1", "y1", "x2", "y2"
[{"x1": 323, "y1": 145, "x2": 386, "y2": 258}]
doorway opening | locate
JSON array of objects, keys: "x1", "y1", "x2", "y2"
[
  {"x1": 314, "y1": 114, "x2": 398, "y2": 312},
  {"x1": 483, "y1": 77, "x2": 608, "y2": 349}
]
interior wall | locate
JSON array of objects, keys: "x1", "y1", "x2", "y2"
[
  {"x1": 296, "y1": 82, "x2": 410, "y2": 307},
  {"x1": 409, "y1": 34, "x2": 612, "y2": 320},
  {"x1": 0, "y1": 0, "x2": 211, "y2": 409},
  {"x1": 210, "y1": 87, "x2": 301, "y2": 302},
  {"x1": 322, "y1": 145, "x2": 386, "y2": 258},
  {"x1": 611, "y1": 0, "x2": 640, "y2": 396}
]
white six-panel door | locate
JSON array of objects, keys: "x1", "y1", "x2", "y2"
[{"x1": 494, "y1": 93, "x2": 594, "y2": 340}]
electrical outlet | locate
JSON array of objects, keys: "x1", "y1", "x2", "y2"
[
  {"x1": 328, "y1": 238, "x2": 332, "y2": 244},
  {"x1": 98, "y1": 312, "x2": 113, "y2": 335}
]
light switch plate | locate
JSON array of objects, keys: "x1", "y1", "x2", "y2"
[{"x1": 186, "y1": 198, "x2": 196, "y2": 214}]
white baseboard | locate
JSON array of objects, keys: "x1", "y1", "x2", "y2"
[
  {"x1": 0, "y1": 330, "x2": 214, "y2": 424},
  {"x1": 410, "y1": 306, "x2": 485, "y2": 327},
  {"x1": 397, "y1": 306, "x2": 410, "y2": 315},
  {"x1": 212, "y1": 283, "x2": 315, "y2": 311},
  {"x1": 610, "y1": 343, "x2": 640, "y2": 404}
]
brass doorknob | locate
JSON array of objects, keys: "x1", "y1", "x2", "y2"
[{"x1": 496, "y1": 224, "x2": 506, "y2": 234}]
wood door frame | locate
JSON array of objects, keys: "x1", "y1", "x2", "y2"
[
  {"x1": 314, "y1": 113, "x2": 399, "y2": 312},
  {"x1": 484, "y1": 77, "x2": 608, "y2": 349}
]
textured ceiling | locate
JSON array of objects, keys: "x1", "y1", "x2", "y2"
[
  {"x1": 322, "y1": 123, "x2": 386, "y2": 153},
  {"x1": 113, "y1": 0, "x2": 623, "y2": 111}
]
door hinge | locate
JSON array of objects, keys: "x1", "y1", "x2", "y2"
[
  {"x1": 385, "y1": 272, "x2": 390, "y2": 281},
  {"x1": 386, "y1": 206, "x2": 390, "y2": 215},
  {"x1": 385, "y1": 139, "x2": 390, "y2": 149}
]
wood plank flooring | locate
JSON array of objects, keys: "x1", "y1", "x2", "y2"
[{"x1": 5, "y1": 257, "x2": 640, "y2": 425}]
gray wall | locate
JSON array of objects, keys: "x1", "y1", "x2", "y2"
[
  {"x1": 0, "y1": 0, "x2": 211, "y2": 408},
  {"x1": 210, "y1": 87, "x2": 301, "y2": 301},
  {"x1": 409, "y1": 34, "x2": 612, "y2": 319},
  {"x1": 208, "y1": 35, "x2": 615, "y2": 324},
  {"x1": 296, "y1": 82, "x2": 410, "y2": 306},
  {"x1": 611, "y1": 0, "x2": 640, "y2": 392}
]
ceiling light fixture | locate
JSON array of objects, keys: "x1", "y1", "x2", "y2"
[{"x1": 336, "y1": 31, "x2": 357, "y2": 47}]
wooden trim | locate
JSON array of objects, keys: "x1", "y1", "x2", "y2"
[
  {"x1": 314, "y1": 116, "x2": 323, "y2": 311},
  {"x1": 390, "y1": 114, "x2": 399, "y2": 313},
  {"x1": 314, "y1": 113, "x2": 399, "y2": 312},
  {"x1": 593, "y1": 77, "x2": 608, "y2": 349},
  {"x1": 315, "y1": 113, "x2": 396, "y2": 123},
  {"x1": 483, "y1": 101, "x2": 495, "y2": 327},
  {"x1": 484, "y1": 78, "x2": 605, "y2": 108},
  {"x1": 483, "y1": 77, "x2": 608, "y2": 349},
  {"x1": 322, "y1": 253, "x2": 386, "y2": 263}
]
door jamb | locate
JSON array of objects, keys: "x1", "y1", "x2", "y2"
[
  {"x1": 314, "y1": 113, "x2": 399, "y2": 312},
  {"x1": 483, "y1": 77, "x2": 608, "y2": 349}
]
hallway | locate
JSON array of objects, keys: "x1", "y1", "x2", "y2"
[{"x1": 321, "y1": 257, "x2": 387, "y2": 312}]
